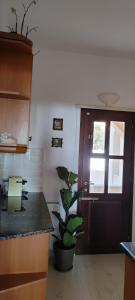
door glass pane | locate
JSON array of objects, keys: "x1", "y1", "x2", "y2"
[
  {"x1": 108, "y1": 159, "x2": 123, "y2": 193},
  {"x1": 89, "y1": 158, "x2": 105, "y2": 193},
  {"x1": 92, "y1": 122, "x2": 106, "y2": 154},
  {"x1": 109, "y1": 121, "x2": 125, "y2": 156}
]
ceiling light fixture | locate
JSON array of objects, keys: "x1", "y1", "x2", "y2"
[{"x1": 97, "y1": 92, "x2": 120, "y2": 107}]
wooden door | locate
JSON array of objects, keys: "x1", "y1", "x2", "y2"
[{"x1": 77, "y1": 109, "x2": 135, "y2": 254}]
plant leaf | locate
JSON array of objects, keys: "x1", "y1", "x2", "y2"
[
  {"x1": 56, "y1": 167, "x2": 69, "y2": 186},
  {"x1": 74, "y1": 230, "x2": 84, "y2": 237},
  {"x1": 59, "y1": 222, "x2": 66, "y2": 239},
  {"x1": 52, "y1": 234, "x2": 60, "y2": 241},
  {"x1": 52, "y1": 211, "x2": 63, "y2": 223},
  {"x1": 66, "y1": 216, "x2": 83, "y2": 233},
  {"x1": 52, "y1": 211, "x2": 66, "y2": 239},
  {"x1": 68, "y1": 172, "x2": 78, "y2": 186},
  {"x1": 63, "y1": 231, "x2": 77, "y2": 248},
  {"x1": 69, "y1": 190, "x2": 82, "y2": 207},
  {"x1": 60, "y1": 189, "x2": 72, "y2": 211}
]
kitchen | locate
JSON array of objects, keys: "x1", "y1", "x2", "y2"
[{"x1": 1, "y1": 1, "x2": 135, "y2": 299}]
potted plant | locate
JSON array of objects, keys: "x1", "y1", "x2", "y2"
[
  {"x1": 7, "y1": 0, "x2": 38, "y2": 39},
  {"x1": 52, "y1": 166, "x2": 84, "y2": 271}
]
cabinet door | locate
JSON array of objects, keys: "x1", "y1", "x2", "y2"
[
  {"x1": 0, "y1": 99, "x2": 29, "y2": 146},
  {"x1": 0, "y1": 48, "x2": 33, "y2": 100}
]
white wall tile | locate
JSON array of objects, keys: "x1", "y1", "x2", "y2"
[{"x1": 0, "y1": 148, "x2": 43, "y2": 192}]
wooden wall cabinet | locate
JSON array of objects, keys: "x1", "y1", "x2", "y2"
[
  {"x1": 0, "y1": 32, "x2": 33, "y2": 153},
  {"x1": 0, "y1": 32, "x2": 33, "y2": 100}
]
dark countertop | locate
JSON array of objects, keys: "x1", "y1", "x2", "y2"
[
  {"x1": 120, "y1": 242, "x2": 135, "y2": 261},
  {"x1": 0, "y1": 192, "x2": 53, "y2": 240}
]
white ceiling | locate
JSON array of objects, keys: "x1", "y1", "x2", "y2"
[{"x1": 2, "y1": 0, "x2": 135, "y2": 58}]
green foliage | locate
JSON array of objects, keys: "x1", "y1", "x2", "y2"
[
  {"x1": 56, "y1": 167, "x2": 78, "y2": 189},
  {"x1": 66, "y1": 216, "x2": 83, "y2": 233},
  {"x1": 69, "y1": 190, "x2": 82, "y2": 208},
  {"x1": 68, "y1": 172, "x2": 78, "y2": 187},
  {"x1": 52, "y1": 166, "x2": 84, "y2": 248},
  {"x1": 60, "y1": 189, "x2": 72, "y2": 211},
  {"x1": 63, "y1": 232, "x2": 77, "y2": 248},
  {"x1": 56, "y1": 167, "x2": 69, "y2": 185}
]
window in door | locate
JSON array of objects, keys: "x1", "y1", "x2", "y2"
[{"x1": 89, "y1": 120, "x2": 125, "y2": 194}]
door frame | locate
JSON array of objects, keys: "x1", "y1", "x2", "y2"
[{"x1": 77, "y1": 108, "x2": 135, "y2": 253}]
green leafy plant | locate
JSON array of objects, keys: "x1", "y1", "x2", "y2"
[{"x1": 52, "y1": 167, "x2": 84, "y2": 248}]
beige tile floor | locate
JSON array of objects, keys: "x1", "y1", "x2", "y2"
[{"x1": 48, "y1": 254, "x2": 125, "y2": 300}]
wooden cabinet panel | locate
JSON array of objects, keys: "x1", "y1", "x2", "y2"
[
  {"x1": 0, "y1": 273, "x2": 47, "y2": 291},
  {"x1": 0, "y1": 32, "x2": 33, "y2": 100},
  {"x1": 0, "y1": 50, "x2": 32, "y2": 100},
  {"x1": 0, "y1": 278, "x2": 47, "y2": 300},
  {"x1": 0, "y1": 234, "x2": 49, "y2": 275},
  {"x1": 124, "y1": 255, "x2": 135, "y2": 300}
]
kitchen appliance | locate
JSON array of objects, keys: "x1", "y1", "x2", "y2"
[
  {"x1": 2, "y1": 177, "x2": 27, "y2": 197},
  {"x1": 0, "y1": 177, "x2": 28, "y2": 213},
  {"x1": 6, "y1": 177, "x2": 27, "y2": 212},
  {"x1": 7, "y1": 177, "x2": 23, "y2": 212},
  {"x1": 8, "y1": 176, "x2": 23, "y2": 197}
]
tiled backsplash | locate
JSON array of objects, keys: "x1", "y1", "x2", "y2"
[{"x1": 0, "y1": 148, "x2": 43, "y2": 192}]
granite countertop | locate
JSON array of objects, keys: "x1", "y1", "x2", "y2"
[
  {"x1": 0, "y1": 192, "x2": 53, "y2": 240},
  {"x1": 120, "y1": 242, "x2": 135, "y2": 261}
]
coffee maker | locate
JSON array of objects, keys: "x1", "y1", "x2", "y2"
[
  {"x1": 8, "y1": 176, "x2": 23, "y2": 197},
  {"x1": 7, "y1": 177, "x2": 27, "y2": 212}
]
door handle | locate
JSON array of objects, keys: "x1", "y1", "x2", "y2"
[
  {"x1": 89, "y1": 197, "x2": 99, "y2": 202},
  {"x1": 79, "y1": 197, "x2": 99, "y2": 202}
]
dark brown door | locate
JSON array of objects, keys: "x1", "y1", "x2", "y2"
[{"x1": 77, "y1": 108, "x2": 135, "y2": 254}]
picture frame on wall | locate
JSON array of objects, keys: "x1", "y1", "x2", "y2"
[
  {"x1": 52, "y1": 138, "x2": 63, "y2": 148},
  {"x1": 53, "y1": 118, "x2": 63, "y2": 130}
]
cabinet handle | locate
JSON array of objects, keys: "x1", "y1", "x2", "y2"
[{"x1": 89, "y1": 197, "x2": 99, "y2": 202}]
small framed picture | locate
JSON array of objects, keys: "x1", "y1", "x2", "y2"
[
  {"x1": 52, "y1": 138, "x2": 63, "y2": 148},
  {"x1": 53, "y1": 118, "x2": 63, "y2": 130}
]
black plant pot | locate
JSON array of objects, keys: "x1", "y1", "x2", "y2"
[{"x1": 53, "y1": 241, "x2": 75, "y2": 272}]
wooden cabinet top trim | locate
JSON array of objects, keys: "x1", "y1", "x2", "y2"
[{"x1": 0, "y1": 31, "x2": 33, "y2": 53}]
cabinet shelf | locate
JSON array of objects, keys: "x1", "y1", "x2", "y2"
[
  {"x1": 0, "y1": 92, "x2": 30, "y2": 101},
  {"x1": 0, "y1": 145, "x2": 27, "y2": 153}
]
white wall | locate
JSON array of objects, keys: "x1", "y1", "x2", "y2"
[{"x1": 0, "y1": 0, "x2": 8, "y2": 31}]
